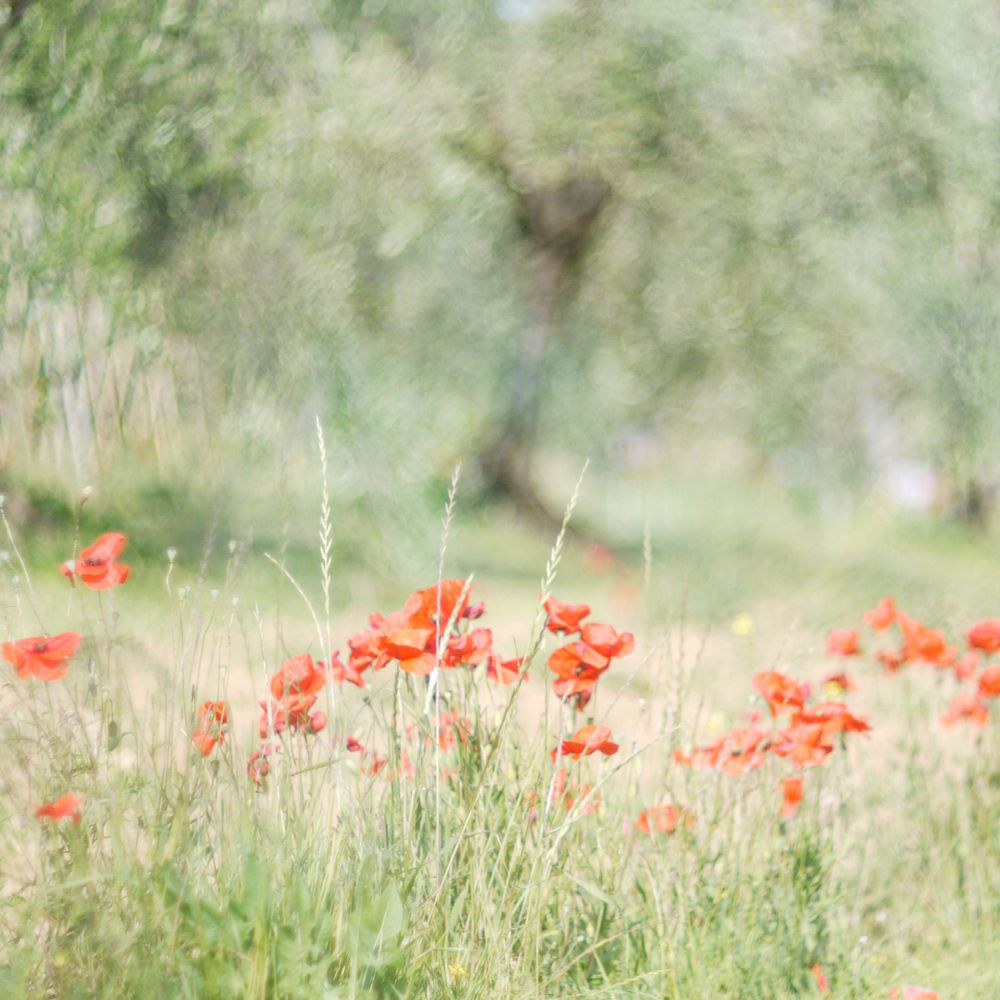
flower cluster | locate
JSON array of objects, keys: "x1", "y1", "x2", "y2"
[
  {"x1": 344, "y1": 579, "x2": 521, "y2": 686},
  {"x1": 674, "y1": 669, "x2": 870, "y2": 818},
  {"x1": 245, "y1": 580, "x2": 517, "y2": 785},
  {"x1": 837, "y1": 596, "x2": 1000, "y2": 727},
  {"x1": 4, "y1": 524, "x2": 956, "y2": 996},
  {"x1": 526, "y1": 766, "x2": 602, "y2": 819},
  {"x1": 544, "y1": 596, "x2": 634, "y2": 709},
  {"x1": 259, "y1": 653, "x2": 328, "y2": 739},
  {"x1": 635, "y1": 803, "x2": 694, "y2": 836},
  {"x1": 1, "y1": 533, "x2": 132, "y2": 825}
]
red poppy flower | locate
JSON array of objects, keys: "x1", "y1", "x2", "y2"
[
  {"x1": 387, "y1": 750, "x2": 417, "y2": 783},
  {"x1": 365, "y1": 751, "x2": 389, "y2": 776},
  {"x1": 35, "y1": 794, "x2": 83, "y2": 825},
  {"x1": 346, "y1": 735, "x2": 365, "y2": 753},
  {"x1": 548, "y1": 641, "x2": 609, "y2": 678},
  {"x1": 580, "y1": 622, "x2": 635, "y2": 660},
  {"x1": 258, "y1": 702, "x2": 327, "y2": 739},
  {"x1": 270, "y1": 653, "x2": 326, "y2": 715},
  {"x1": 954, "y1": 652, "x2": 980, "y2": 681},
  {"x1": 940, "y1": 690, "x2": 989, "y2": 727},
  {"x1": 61, "y1": 532, "x2": 130, "y2": 590},
  {"x1": 402, "y1": 580, "x2": 469, "y2": 638},
  {"x1": 247, "y1": 742, "x2": 281, "y2": 784},
  {"x1": 551, "y1": 724, "x2": 619, "y2": 762},
  {"x1": 564, "y1": 782, "x2": 600, "y2": 815},
  {"x1": 2, "y1": 632, "x2": 81, "y2": 681},
  {"x1": 720, "y1": 725, "x2": 771, "y2": 776},
  {"x1": 811, "y1": 963, "x2": 830, "y2": 995},
  {"x1": 432, "y1": 710, "x2": 471, "y2": 751},
  {"x1": 877, "y1": 648, "x2": 904, "y2": 673},
  {"x1": 549, "y1": 766, "x2": 569, "y2": 802},
  {"x1": 967, "y1": 618, "x2": 1000, "y2": 654},
  {"x1": 547, "y1": 768, "x2": 601, "y2": 813},
  {"x1": 636, "y1": 803, "x2": 692, "y2": 835},
  {"x1": 751, "y1": 671, "x2": 810, "y2": 717},
  {"x1": 192, "y1": 701, "x2": 228, "y2": 757},
  {"x1": 328, "y1": 650, "x2": 365, "y2": 688},
  {"x1": 673, "y1": 725, "x2": 770, "y2": 776},
  {"x1": 486, "y1": 654, "x2": 524, "y2": 685},
  {"x1": 554, "y1": 681, "x2": 595, "y2": 710},
  {"x1": 348, "y1": 612, "x2": 402, "y2": 674},
  {"x1": 771, "y1": 723, "x2": 833, "y2": 767},
  {"x1": 793, "y1": 702, "x2": 870, "y2": 742},
  {"x1": 463, "y1": 601, "x2": 486, "y2": 620},
  {"x1": 781, "y1": 776, "x2": 804, "y2": 819},
  {"x1": 978, "y1": 665, "x2": 1000, "y2": 698},
  {"x1": 888, "y1": 989, "x2": 939, "y2": 1000},
  {"x1": 898, "y1": 615, "x2": 955, "y2": 667},
  {"x1": 863, "y1": 596, "x2": 896, "y2": 631},
  {"x1": 548, "y1": 640, "x2": 610, "y2": 707},
  {"x1": 827, "y1": 628, "x2": 861, "y2": 656},
  {"x1": 258, "y1": 702, "x2": 285, "y2": 739},
  {"x1": 444, "y1": 628, "x2": 493, "y2": 668},
  {"x1": 259, "y1": 653, "x2": 326, "y2": 738},
  {"x1": 544, "y1": 597, "x2": 591, "y2": 635},
  {"x1": 372, "y1": 627, "x2": 435, "y2": 675}
]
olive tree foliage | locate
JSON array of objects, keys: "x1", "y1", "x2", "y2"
[
  {"x1": 844, "y1": 0, "x2": 1000, "y2": 520},
  {"x1": 4, "y1": 0, "x2": 1000, "y2": 533},
  {"x1": 0, "y1": 0, "x2": 277, "y2": 489}
]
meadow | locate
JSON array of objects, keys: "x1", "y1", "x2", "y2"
[
  {"x1": 1, "y1": 459, "x2": 999, "y2": 999},
  {"x1": 6, "y1": 1, "x2": 1000, "y2": 995}
]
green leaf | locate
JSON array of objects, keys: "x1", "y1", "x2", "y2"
[
  {"x1": 348, "y1": 881, "x2": 407, "y2": 969},
  {"x1": 560, "y1": 868, "x2": 619, "y2": 910}
]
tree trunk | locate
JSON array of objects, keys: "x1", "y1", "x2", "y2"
[{"x1": 479, "y1": 169, "x2": 610, "y2": 535}]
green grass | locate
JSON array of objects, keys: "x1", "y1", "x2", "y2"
[{"x1": 1, "y1": 472, "x2": 999, "y2": 997}]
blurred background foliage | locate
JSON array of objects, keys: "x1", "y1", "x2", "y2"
[{"x1": 4, "y1": 0, "x2": 1000, "y2": 584}]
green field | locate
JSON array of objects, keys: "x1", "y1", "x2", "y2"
[
  {"x1": 1, "y1": 471, "x2": 998, "y2": 997},
  {"x1": 5, "y1": 0, "x2": 1000, "y2": 994}
]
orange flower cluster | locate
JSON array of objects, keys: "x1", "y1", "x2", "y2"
[
  {"x1": 247, "y1": 741, "x2": 282, "y2": 785},
  {"x1": 847, "y1": 596, "x2": 1000, "y2": 727},
  {"x1": 431, "y1": 710, "x2": 471, "y2": 752},
  {"x1": 259, "y1": 653, "x2": 328, "y2": 739},
  {"x1": 245, "y1": 579, "x2": 510, "y2": 786},
  {"x1": 242, "y1": 653, "x2": 329, "y2": 781},
  {"x1": 552, "y1": 767, "x2": 601, "y2": 814},
  {"x1": 525, "y1": 765, "x2": 602, "y2": 820},
  {"x1": 675, "y1": 670, "x2": 870, "y2": 818},
  {"x1": 344, "y1": 580, "x2": 522, "y2": 686},
  {"x1": 550, "y1": 723, "x2": 619, "y2": 762},
  {"x1": 544, "y1": 596, "x2": 634, "y2": 709},
  {"x1": 344, "y1": 735, "x2": 387, "y2": 776},
  {"x1": 3, "y1": 531, "x2": 131, "y2": 685},
  {"x1": 635, "y1": 802, "x2": 694, "y2": 836},
  {"x1": 523, "y1": 721, "x2": 622, "y2": 821},
  {"x1": 1, "y1": 533, "x2": 132, "y2": 823},
  {"x1": 343, "y1": 710, "x2": 475, "y2": 784}
]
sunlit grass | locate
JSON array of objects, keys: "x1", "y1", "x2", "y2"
[{"x1": 0, "y1": 472, "x2": 999, "y2": 998}]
